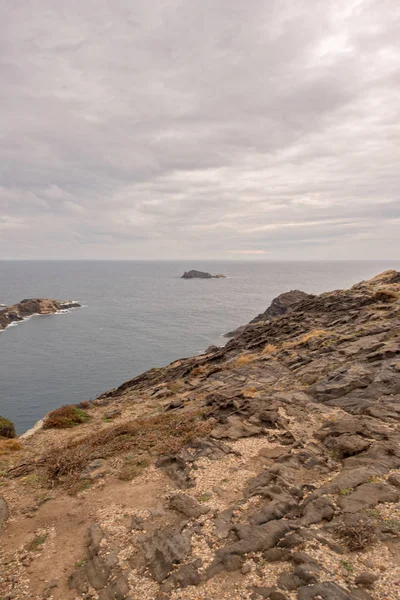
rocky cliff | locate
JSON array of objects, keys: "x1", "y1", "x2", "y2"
[
  {"x1": 1, "y1": 271, "x2": 400, "y2": 600},
  {"x1": 0, "y1": 298, "x2": 81, "y2": 331}
]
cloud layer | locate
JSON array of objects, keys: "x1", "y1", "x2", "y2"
[{"x1": 1, "y1": 0, "x2": 399, "y2": 259}]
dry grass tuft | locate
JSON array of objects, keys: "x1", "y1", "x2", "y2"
[
  {"x1": 242, "y1": 387, "x2": 258, "y2": 399},
  {"x1": 226, "y1": 353, "x2": 259, "y2": 369},
  {"x1": 373, "y1": 289, "x2": 399, "y2": 303},
  {"x1": 43, "y1": 405, "x2": 91, "y2": 429},
  {"x1": 262, "y1": 343, "x2": 278, "y2": 354},
  {"x1": 298, "y1": 329, "x2": 327, "y2": 344},
  {"x1": 0, "y1": 438, "x2": 21, "y2": 455},
  {"x1": 334, "y1": 517, "x2": 377, "y2": 551},
  {"x1": 39, "y1": 411, "x2": 212, "y2": 485},
  {"x1": 118, "y1": 457, "x2": 150, "y2": 481}
]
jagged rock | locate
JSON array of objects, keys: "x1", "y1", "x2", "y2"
[
  {"x1": 262, "y1": 548, "x2": 291, "y2": 562},
  {"x1": 69, "y1": 568, "x2": 89, "y2": 594},
  {"x1": 311, "y1": 364, "x2": 375, "y2": 401},
  {"x1": 337, "y1": 482, "x2": 399, "y2": 513},
  {"x1": 85, "y1": 555, "x2": 110, "y2": 590},
  {"x1": 278, "y1": 532, "x2": 304, "y2": 549},
  {"x1": 292, "y1": 552, "x2": 319, "y2": 565},
  {"x1": 169, "y1": 494, "x2": 209, "y2": 518},
  {"x1": 143, "y1": 525, "x2": 192, "y2": 582},
  {"x1": 87, "y1": 523, "x2": 105, "y2": 558},
  {"x1": 214, "y1": 508, "x2": 234, "y2": 539},
  {"x1": 159, "y1": 560, "x2": 202, "y2": 593},
  {"x1": 297, "y1": 582, "x2": 373, "y2": 599},
  {"x1": 301, "y1": 496, "x2": 335, "y2": 526},
  {"x1": 249, "y1": 495, "x2": 297, "y2": 525},
  {"x1": 156, "y1": 455, "x2": 194, "y2": 488},
  {"x1": 225, "y1": 290, "x2": 310, "y2": 338},
  {"x1": 294, "y1": 563, "x2": 321, "y2": 584},
  {"x1": 215, "y1": 520, "x2": 293, "y2": 563},
  {"x1": 323, "y1": 435, "x2": 371, "y2": 458},
  {"x1": 0, "y1": 496, "x2": 9, "y2": 529},
  {"x1": 211, "y1": 415, "x2": 262, "y2": 440},
  {"x1": 277, "y1": 571, "x2": 302, "y2": 590}
]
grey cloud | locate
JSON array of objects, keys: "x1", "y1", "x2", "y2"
[{"x1": 0, "y1": 0, "x2": 399, "y2": 259}]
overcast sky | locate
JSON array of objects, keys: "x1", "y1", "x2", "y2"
[{"x1": 1, "y1": 0, "x2": 399, "y2": 260}]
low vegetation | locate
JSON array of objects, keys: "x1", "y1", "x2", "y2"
[
  {"x1": 0, "y1": 438, "x2": 21, "y2": 455},
  {"x1": 40, "y1": 411, "x2": 212, "y2": 485},
  {"x1": 335, "y1": 517, "x2": 377, "y2": 551},
  {"x1": 43, "y1": 405, "x2": 91, "y2": 429},
  {"x1": 0, "y1": 416, "x2": 16, "y2": 438}
]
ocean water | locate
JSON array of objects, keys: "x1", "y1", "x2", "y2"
[{"x1": 1, "y1": 260, "x2": 399, "y2": 434}]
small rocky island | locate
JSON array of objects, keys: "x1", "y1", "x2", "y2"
[
  {"x1": 181, "y1": 270, "x2": 226, "y2": 279},
  {"x1": 0, "y1": 298, "x2": 81, "y2": 331}
]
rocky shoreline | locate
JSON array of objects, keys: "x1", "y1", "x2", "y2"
[
  {"x1": 0, "y1": 271, "x2": 400, "y2": 600},
  {"x1": 0, "y1": 298, "x2": 81, "y2": 332}
]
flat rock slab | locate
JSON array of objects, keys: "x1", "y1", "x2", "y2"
[{"x1": 337, "y1": 482, "x2": 399, "y2": 513}]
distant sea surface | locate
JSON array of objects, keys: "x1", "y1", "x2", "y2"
[{"x1": 1, "y1": 260, "x2": 399, "y2": 433}]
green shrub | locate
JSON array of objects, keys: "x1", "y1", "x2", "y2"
[
  {"x1": 43, "y1": 405, "x2": 91, "y2": 429},
  {"x1": 0, "y1": 416, "x2": 16, "y2": 438}
]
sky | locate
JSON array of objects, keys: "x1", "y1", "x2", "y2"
[{"x1": 0, "y1": 0, "x2": 399, "y2": 260}]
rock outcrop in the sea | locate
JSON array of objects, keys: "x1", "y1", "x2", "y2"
[
  {"x1": 181, "y1": 270, "x2": 226, "y2": 279},
  {"x1": 1, "y1": 270, "x2": 400, "y2": 600},
  {"x1": 0, "y1": 298, "x2": 81, "y2": 331},
  {"x1": 225, "y1": 289, "x2": 310, "y2": 337}
]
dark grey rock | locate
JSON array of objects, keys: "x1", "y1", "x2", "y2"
[
  {"x1": 297, "y1": 582, "x2": 373, "y2": 599},
  {"x1": 85, "y1": 556, "x2": 110, "y2": 590},
  {"x1": 337, "y1": 482, "x2": 399, "y2": 513},
  {"x1": 277, "y1": 572, "x2": 302, "y2": 590},
  {"x1": 87, "y1": 523, "x2": 104, "y2": 558},
  {"x1": 214, "y1": 508, "x2": 234, "y2": 540},
  {"x1": 159, "y1": 560, "x2": 202, "y2": 593},
  {"x1": 68, "y1": 568, "x2": 89, "y2": 594},
  {"x1": 169, "y1": 494, "x2": 209, "y2": 518},
  {"x1": 294, "y1": 563, "x2": 321, "y2": 584},
  {"x1": 354, "y1": 572, "x2": 379, "y2": 587},
  {"x1": 301, "y1": 496, "x2": 335, "y2": 526},
  {"x1": 143, "y1": 525, "x2": 191, "y2": 582}
]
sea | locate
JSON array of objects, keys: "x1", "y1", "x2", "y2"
[{"x1": 1, "y1": 260, "x2": 399, "y2": 434}]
